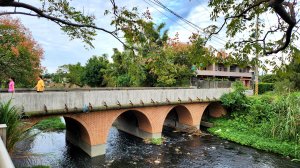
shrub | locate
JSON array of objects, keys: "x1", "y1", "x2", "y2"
[
  {"x1": 245, "y1": 95, "x2": 275, "y2": 127},
  {"x1": 257, "y1": 83, "x2": 274, "y2": 94},
  {"x1": 220, "y1": 81, "x2": 248, "y2": 115}
]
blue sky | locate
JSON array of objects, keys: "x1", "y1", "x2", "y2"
[{"x1": 2, "y1": 0, "x2": 228, "y2": 73}]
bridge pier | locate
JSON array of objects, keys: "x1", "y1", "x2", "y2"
[
  {"x1": 66, "y1": 131, "x2": 106, "y2": 157},
  {"x1": 164, "y1": 119, "x2": 200, "y2": 130},
  {"x1": 114, "y1": 120, "x2": 162, "y2": 139}
]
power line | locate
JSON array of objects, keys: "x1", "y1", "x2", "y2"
[
  {"x1": 151, "y1": 0, "x2": 205, "y2": 32},
  {"x1": 147, "y1": 0, "x2": 227, "y2": 45},
  {"x1": 142, "y1": 0, "x2": 195, "y2": 33},
  {"x1": 145, "y1": 0, "x2": 226, "y2": 47}
]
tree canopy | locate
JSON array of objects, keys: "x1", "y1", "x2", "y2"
[
  {"x1": 0, "y1": 0, "x2": 298, "y2": 57},
  {"x1": 0, "y1": 16, "x2": 43, "y2": 87},
  {"x1": 206, "y1": 0, "x2": 299, "y2": 56}
]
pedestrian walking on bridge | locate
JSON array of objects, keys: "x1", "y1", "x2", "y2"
[{"x1": 34, "y1": 75, "x2": 45, "y2": 92}]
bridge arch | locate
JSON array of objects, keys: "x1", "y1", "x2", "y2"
[
  {"x1": 64, "y1": 116, "x2": 92, "y2": 146},
  {"x1": 163, "y1": 105, "x2": 194, "y2": 130},
  {"x1": 103, "y1": 109, "x2": 154, "y2": 144},
  {"x1": 24, "y1": 115, "x2": 93, "y2": 155},
  {"x1": 202, "y1": 102, "x2": 227, "y2": 121}
]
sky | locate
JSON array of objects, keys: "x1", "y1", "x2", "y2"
[
  {"x1": 2, "y1": 0, "x2": 227, "y2": 73},
  {"x1": 1, "y1": 0, "x2": 299, "y2": 73}
]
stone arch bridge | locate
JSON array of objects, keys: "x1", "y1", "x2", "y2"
[{"x1": 0, "y1": 88, "x2": 230, "y2": 157}]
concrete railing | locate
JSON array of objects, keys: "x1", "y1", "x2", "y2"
[
  {"x1": 0, "y1": 88, "x2": 231, "y2": 116},
  {"x1": 0, "y1": 124, "x2": 15, "y2": 168}
]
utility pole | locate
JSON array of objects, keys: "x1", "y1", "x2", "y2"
[{"x1": 254, "y1": 14, "x2": 259, "y2": 95}]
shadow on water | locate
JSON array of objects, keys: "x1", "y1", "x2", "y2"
[{"x1": 12, "y1": 127, "x2": 300, "y2": 168}]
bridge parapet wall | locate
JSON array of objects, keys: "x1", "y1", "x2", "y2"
[{"x1": 0, "y1": 88, "x2": 231, "y2": 116}]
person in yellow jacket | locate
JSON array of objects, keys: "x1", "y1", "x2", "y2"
[{"x1": 34, "y1": 75, "x2": 45, "y2": 92}]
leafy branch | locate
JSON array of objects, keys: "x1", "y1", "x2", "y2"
[{"x1": 207, "y1": 0, "x2": 298, "y2": 55}]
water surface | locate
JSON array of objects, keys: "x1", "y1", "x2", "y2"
[{"x1": 12, "y1": 127, "x2": 300, "y2": 168}]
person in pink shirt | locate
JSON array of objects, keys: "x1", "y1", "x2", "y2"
[{"x1": 8, "y1": 77, "x2": 15, "y2": 92}]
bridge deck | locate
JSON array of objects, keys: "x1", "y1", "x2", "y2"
[{"x1": 0, "y1": 88, "x2": 232, "y2": 116}]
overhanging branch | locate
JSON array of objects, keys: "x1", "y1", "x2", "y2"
[
  {"x1": 207, "y1": 0, "x2": 269, "y2": 41},
  {"x1": 0, "y1": 1, "x2": 128, "y2": 47},
  {"x1": 207, "y1": 0, "x2": 298, "y2": 55}
]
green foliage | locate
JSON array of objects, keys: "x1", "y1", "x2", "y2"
[
  {"x1": 51, "y1": 67, "x2": 67, "y2": 84},
  {"x1": 105, "y1": 49, "x2": 146, "y2": 87},
  {"x1": 274, "y1": 47, "x2": 300, "y2": 92},
  {"x1": 150, "y1": 138, "x2": 163, "y2": 145},
  {"x1": 83, "y1": 55, "x2": 109, "y2": 87},
  {"x1": 271, "y1": 93, "x2": 300, "y2": 143},
  {"x1": 274, "y1": 79, "x2": 295, "y2": 94},
  {"x1": 207, "y1": 0, "x2": 298, "y2": 59},
  {"x1": 0, "y1": 100, "x2": 30, "y2": 152},
  {"x1": 260, "y1": 74, "x2": 277, "y2": 83},
  {"x1": 209, "y1": 119, "x2": 300, "y2": 159},
  {"x1": 52, "y1": 63, "x2": 85, "y2": 86},
  {"x1": 211, "y1": 92, "x2": 300, "y2": 159},
  {"x1": 65, "y1": 63, "x2": 85, "y2": 86},
  {"x1": 220, "y1": 81, "x2": 248, "y2": 114},
  {"x1": 103, "y1": 21, "x2": 202, "y2": 87},
  {"x1": 256, "y1": 82, "x2": 274, "y2": 94},
  {"x1": 33, "y1": 117, "x2": 66, "y2": 132}
]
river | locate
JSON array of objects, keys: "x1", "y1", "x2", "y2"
[{"x1": 12, "y1": 127, "x2": 300, "y2": 168}]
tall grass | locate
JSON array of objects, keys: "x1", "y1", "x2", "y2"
[
  {"x1": 271, "y1": 93, "x2": 300, "y2": 144},
  {"x1": 0, "y1": 100, "x2": 30, "y2": 153}
]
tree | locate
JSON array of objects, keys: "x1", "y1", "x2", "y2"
[
  {"x1": 105, "y1": 48, "x2": 146, "y2": 87},
  {"x1": 66, "y1": 63, "x2": 85, "y2": 86},
  {"x1": 275, "y1": 47, "x2": 300, "y2": 90},
  {"x1": 51, "y1": 63, "x2": 85, "y2": 86},
  {"x1": 0, "y1": 16, "x2": 43, "y2": 87},
  {"x1": 206, "y1": 0, "x2": 299, "y2": 56},
  {"x1": 260, "y1": 74, "x2": 277, "y2": 83},
  {"x1": 51, "y1": 65, "x2": 68, "y2": 84},
  {"x1": 83, "y1": 55, "x2": 109, "y2": 87}
]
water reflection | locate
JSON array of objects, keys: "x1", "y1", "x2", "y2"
[{"x1": 12, "y1": 127, "x2": 300, "y2": 168}]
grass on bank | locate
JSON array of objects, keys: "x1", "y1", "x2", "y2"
[
  {"x1": 215, "y1": 82, "x2": 300, "y2": 160},
  {"x1": 208, "y1": 118, "x2": 300, "y2": 159},
  {"x1": 33, "y1": 117, "x2": 66, "y2": 131}
]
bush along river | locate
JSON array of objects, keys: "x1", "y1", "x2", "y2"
[{"x1": 12, "y1": 125, "x2": 300, "y2": 168}]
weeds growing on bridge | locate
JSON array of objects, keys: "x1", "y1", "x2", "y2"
[
  {"x1": 0, "y1": 100, "x2": 30, "y2": 153},
  {"x1": 143, "y1": 137, "x2": 164, "y2": 145}
]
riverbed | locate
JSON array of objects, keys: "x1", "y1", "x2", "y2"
[{"x1": 12, "y1": 127, "x2": 300, "y2": 168}]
